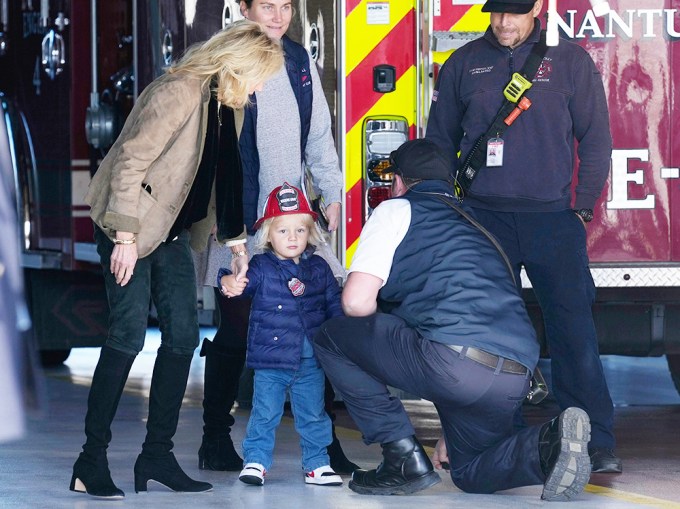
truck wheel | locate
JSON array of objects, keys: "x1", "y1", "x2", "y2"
[
  {"x1": 666, "y1": 354, "x2": 680, "y2": 396},
  {"x1": 40, "y1": 348, "x2": 72, "y2": 367}
]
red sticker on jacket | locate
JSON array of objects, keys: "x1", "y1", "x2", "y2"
[{"x1": 288, "y1": 277, "x2": 305, "y2": 297}]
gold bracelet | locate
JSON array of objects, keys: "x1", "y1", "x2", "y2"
[
  {"x1": 231, "y1": 250, "x2": 247, "y2": 257},
  {"x1": 113, "y1": 238, "x2": 136, "y2": 245}
]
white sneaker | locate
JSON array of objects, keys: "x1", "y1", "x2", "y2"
[
  {"x1": 304, "y1": 465, "x2": 343, "y2": 486},
  {"x1": 239, "y1": 463, "x2": 266, "y2": 486}
]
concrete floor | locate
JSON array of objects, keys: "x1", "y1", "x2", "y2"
[{"x1": 1, "y1": 328, "x2": 680, "y2": 509}]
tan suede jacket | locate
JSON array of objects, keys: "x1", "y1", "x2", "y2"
[{"x1": 85, "y1": 72, "x2": 245, "y2": 258}]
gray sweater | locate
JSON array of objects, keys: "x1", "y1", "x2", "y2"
[
  {"x1": 256, "y1": 62, "x2": 342, "y2": 214},
  {"x1": 194, "y1": 54, "x2": 343, "y2": 287}
]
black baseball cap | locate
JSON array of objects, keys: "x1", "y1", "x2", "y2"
[
  {"x1": 482, "y1": 0, "x2": 537, "y2": 14},
  {"x1": 388, "y1": 139, "x2": 452, "y2": 182}
]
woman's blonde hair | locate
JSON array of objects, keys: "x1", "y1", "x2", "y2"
[
  {"x1": 255, "y1": 213, "x2": 326, "y2": 253},
  {"x1": 167, "y1": 20, "x2": 283, "y2": 108}
]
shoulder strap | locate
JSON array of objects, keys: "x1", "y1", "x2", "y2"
[{"x1": 455, "y1": 31, "x2": 548, "y2": 197}]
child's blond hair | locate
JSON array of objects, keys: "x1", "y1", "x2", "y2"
[{"x1": 255, "y1": 213, "x2": 326, "y2": 253}]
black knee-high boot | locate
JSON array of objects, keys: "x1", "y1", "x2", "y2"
[
  {"x1": 134, "y1": 350, "x2": 212, "y2": 493},
  {"x1": 198, "y1": 338, "x2": 245, "y2": 471},
  {"x1": 70, "y1": 346, "x2": 135, "y2": 499}
]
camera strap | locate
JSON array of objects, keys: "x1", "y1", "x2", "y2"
[{"x1": 455, "y1": 31, "x2": 548, "y2": 198}]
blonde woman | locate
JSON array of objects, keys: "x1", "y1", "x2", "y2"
[
  {"x1": 70, "y1": 21, "x2": 283, "y2": 500},
  {"x1": 196, "y1": 0, "x2": 356, "y2": 478}
]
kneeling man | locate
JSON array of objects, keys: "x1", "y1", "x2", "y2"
[{"x1": 313, "y1": 139, "x2": 592, "y2": 501}]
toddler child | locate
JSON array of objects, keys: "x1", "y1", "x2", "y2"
[{"x1": 218, "y1": 182, "x2": 344, "y2": 487}]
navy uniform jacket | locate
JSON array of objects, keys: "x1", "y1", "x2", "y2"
[{"x1": 426, "y1": 20, "x2": 611, "y2": 212}]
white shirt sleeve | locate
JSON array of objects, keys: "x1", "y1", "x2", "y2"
[{"x1": 348, "y1": 199, "x2": 411, "y2": 286}]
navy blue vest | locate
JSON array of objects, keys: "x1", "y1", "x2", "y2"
[
  {"x1": 379, "y1": 181, "x2": 539, "y2": 370},
  {"x1": 240, "y1": 36, "x2": 314, "y2": 234}
]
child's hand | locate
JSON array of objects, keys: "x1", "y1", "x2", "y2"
[{"x1": 220, "y1": 274, "x2": 248, "y2": 298}]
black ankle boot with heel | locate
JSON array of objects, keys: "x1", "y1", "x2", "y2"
[
  {"x1": 134, "y1": 452, "x2": 212, "y2": 493},
  {"x1": 328, "y1": 425, "x2": 360, "y2": 475},
  {"x1": 198, "y1": 435, "x2": 242, "y2": 471},
  {"x1": 70, "y1": 453, "x2": 124, "y2": 499},
  {"x1": 69, "y1": 346, "x2": 135, "y2": 499}
]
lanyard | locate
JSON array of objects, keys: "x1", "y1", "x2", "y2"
[{"x1": 455, "y1": 31, "x2": 548, "y2": 198}]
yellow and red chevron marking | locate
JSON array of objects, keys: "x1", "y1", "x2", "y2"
[
  {"x1": 434, "y1": 2, "x2": 487, "y2": 31},
  {"x1": 342, "y1": 2, "x2": 489, "y2": 264},
  {"x1": 343, "y1": 0, "x2": 417, "y2": 262}
]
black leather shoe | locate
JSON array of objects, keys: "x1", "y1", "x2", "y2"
[
  {"x1": 349, "y1": 436, "x2": 441, "y2": 495},
  {"x1": 134, "y1": 453, "x2": 213, "y2": 493},
  {"x1": 70, "y1": 454, "x2": 124, "y2": 499},
  {"x1": 590, "y1": 447, "x2": 622, "y2": 473},
  {"x1": 539, "y1": 407, "x2": 592, "y2": 501},
  {"x1": 198, "y1": 435, "x2": 243, "y2": 471}
]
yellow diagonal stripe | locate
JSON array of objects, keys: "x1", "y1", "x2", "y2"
[
  {"x1": 586, "y1": 485, "x2": 680, "y2": 508},
  {"x1": 346, "y1": 0, "x2": 413, "y2": 75},
  {"x1": 450, "y1": 4, "x2": 489, "y2": 32},
  {"x1": 346, "y1": 238, "x2": 359, "y2": 265},
  {"x1": 433, "y1": 7, "x2": 489, "y2": 67}
]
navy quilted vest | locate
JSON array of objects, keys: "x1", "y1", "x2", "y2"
[
  {"x1": 380, "y1": 181, "x2": 539, "y2": 370},
  {"x1": 240, "y1": 36, "x2": 313, "y2": 234}
]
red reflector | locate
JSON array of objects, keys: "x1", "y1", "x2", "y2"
[
  {"x1": 367, "y1": 186, "x2": 392, "y2": 209},
  {"x1": 433, "y1": 63, "x2": 441, "y2": 83}
]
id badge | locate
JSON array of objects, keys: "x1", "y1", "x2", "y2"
[{"x1": 486, "y1": 137, "x2": 504, "y2": 167}]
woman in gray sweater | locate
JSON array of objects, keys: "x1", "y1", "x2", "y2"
[{"x1": 194, "y1": 0, "x2": 355, "y2": 475}]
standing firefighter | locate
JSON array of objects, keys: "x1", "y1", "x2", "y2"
[{"x1": 426, "y1": 0, "x2": 621, "y2": 473}]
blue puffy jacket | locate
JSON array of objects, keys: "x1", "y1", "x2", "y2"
[{"x1": 218, "y1": 250, "x2": 343, "y2": 370}]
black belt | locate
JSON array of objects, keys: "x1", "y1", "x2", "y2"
[{"x1": 448, "y1": 345, "x2": 528, "y2": 375}]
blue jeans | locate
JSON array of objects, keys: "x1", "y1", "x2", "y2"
[
  {"x1": 94, "y1": 227, "x2": 199, "y2": 356},
  {"x1": 242, "y1": 357, "x2": 332, "y2": 472}
]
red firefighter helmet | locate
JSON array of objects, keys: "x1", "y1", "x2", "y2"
[{"x1": 254, "y1": 182, "x2": 318, "y2": 230}]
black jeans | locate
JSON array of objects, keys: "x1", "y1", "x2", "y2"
[
  {"x1": 313, "y1": 313, "x2": 545, "y2": 494},
  {"x1": 95, "y1": 227, "x2": 199, "y2": 356}
]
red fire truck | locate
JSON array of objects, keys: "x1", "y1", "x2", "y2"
[{"x1": 2, "y1": 0, "x2": 680, "y2": 393}]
